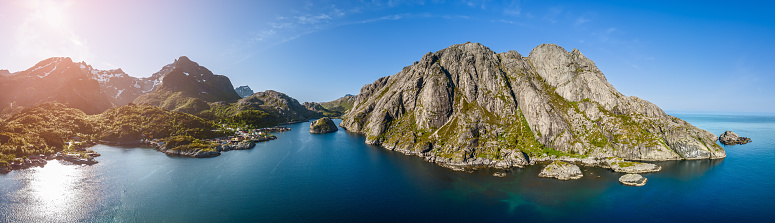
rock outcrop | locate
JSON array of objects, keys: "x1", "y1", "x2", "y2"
[
  {"x1": 236, "y1": 140, "x2": 256, "y2": 150},
  {"x1": 158, "y1": 145, "x2": 220, "y2": 158},
  {"x1": 538, "y1": 161, "x2": 583, "y2": 180},
  {"x1": 605, "y1": 158, "x2": 661, "y2": 173},
  {"x1": 718, "y1": 131, "x2": 751, "y2": 145},
  {"x1": 235, "y1": 85, "x2": 254, "y2": 98},
  {"x1": 310, "y1": 117, "x2": 338, "y2": 134},
  {"x1": 341, "y1": 42, "x2": 725, "y2": 171},
  {"x1": 619, "y1": 174, "x2": 647, "y2": 186}
]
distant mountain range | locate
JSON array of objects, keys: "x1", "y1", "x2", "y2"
[
  {"x1": 0, "y1": 56, "x2": 353, "y2": 120},
  {"x1": 0, "y1": 57, "x2": 115, "y2": 114}
]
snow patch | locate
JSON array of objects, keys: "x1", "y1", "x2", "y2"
[
  {"x1": 39, "y1": 62, "x2": 59, "y2": 78},
  {"x1": 115, "y1": 89, "x2": 125, "y2": 98}
]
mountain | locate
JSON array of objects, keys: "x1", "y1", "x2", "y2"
[
  {"x1": 341, "y1": 42, "x2": 725, "y2": 169},
  {"x1": 303, "y1": 94, "x2": 357, "y2": 117},
  {"x1": 78, "y1": 63, "x2": 149, "y2": 106},
  {"x1": 236, "y1": 90, "x2": 321, "y2": 124},
  {"x1": 0, "y1": 57, "x2": 115, "y2": 114},
  {"x1": 0, "y1": 70, "x2": 10, "y2": 76},
  {"x1": 133, "y1": 56, "x2": 241, "y2": 113},
  {"x1": 235, "y1": 85, "x2": 254, "y2": 98},
  {"x1": 320, "y1": 94, "x2": 356, "y2": 113}
]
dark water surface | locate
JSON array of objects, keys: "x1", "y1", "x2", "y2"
[{"x1": 1, "y1": 115, "x2": 773, "y2": 222}]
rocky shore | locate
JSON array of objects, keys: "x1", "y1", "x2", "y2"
[
  {"x1": 719, "y1": 131, "x2": 751, "y2": 145},
  {"x1": 158, "y1": 145, "x2": 221, "y2": 158}
]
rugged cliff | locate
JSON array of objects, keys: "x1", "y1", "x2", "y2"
[{"x1": 341, "y1": 42, "x2": 725, "y2": 169}]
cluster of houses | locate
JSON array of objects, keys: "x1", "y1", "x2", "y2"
[
  {"x1": 6, "y1": 137, "x2": 101, "y2": 171},
  {"x1": 145, "y1": 126, "x2": 291, "y2": 149},
  {"x1": 9, "y1": 155, "x2": 47, "y2": 170},
  {"x1": 205, "y1": 126, "x2": 290, "y2": 146},
  {"x1": 54, "y1": 151, "x2": 99, "y2": 165}
]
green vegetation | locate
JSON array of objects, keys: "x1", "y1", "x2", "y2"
[
  {"x1": 133, "y1": 90, "x2": 210, "y2": 114},
  {"x1": 0, "y1": 102, "x2": 228, "y2": 165},
  {"x1": 165, "y1": 135, "x2": 217, "y2": 152},
  {"x1": 223, "y1": 110, "x2": 277, "y2": 129},
  {"x1": 96, "y1": 104, "x2": 226, "y2": 142},
  {"x1": 0, "y1": 103, "x2": 95, "y2": 165},
  {"x1": 319, "y1": 95, "x2": 356, "y2": 115}
]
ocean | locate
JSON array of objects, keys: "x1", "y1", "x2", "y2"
[{"x1": 1, "y1": 114, "x2": 773, "y2": 222}]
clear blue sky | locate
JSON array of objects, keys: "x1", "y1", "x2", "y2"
[{"x1": 1, "y1": 0, "x2": 773, "y2": 112}]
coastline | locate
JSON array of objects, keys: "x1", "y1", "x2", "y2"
[
  {"x1": 345, "y1": 126, "x2": 720, "y2": 177},
  {"x1": 0, "y1": 126, "x2": 288, "y2": 173}
]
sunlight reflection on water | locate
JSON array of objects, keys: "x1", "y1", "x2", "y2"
[{"x1": 4, "y1": 160, "x2": 99, "y2": 222}]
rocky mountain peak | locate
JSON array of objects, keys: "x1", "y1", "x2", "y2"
[
  {"x1": 148, "y1": 57, "x2": 239, "y2": 102},
  {"x1": 176, "y1": 56, "x2": 193, "y2": 64},
  {"x1": 235, "y1": 85, "x2": 254, "y2": 98},
  {"x1": 0, "y1": 69, "x2": 12, "y2": 76}
]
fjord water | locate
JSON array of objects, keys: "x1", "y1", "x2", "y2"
[{"x1": 1, "y1": 115, "x2": 773, "y2": 222}]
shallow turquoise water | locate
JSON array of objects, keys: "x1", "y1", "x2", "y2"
[{"x1": 1, "y1": 115, "x2": 773, "y2": 222}]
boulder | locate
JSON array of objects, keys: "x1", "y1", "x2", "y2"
[
  {"x1": 619, "y1": 173, "x2": 647, "y2": 186},
  {"x1": 719, "y1": 131, "x2": 751, "y2": 145},
  {"x1": 538, "y1": 161, "x2": 583, "y2": 180},
  {"x1": 310, "y1": 117, "x2": 338, "y2": 134},
  {"x1": 234, "y1": 140, "x2": 256, "y2": 150}
]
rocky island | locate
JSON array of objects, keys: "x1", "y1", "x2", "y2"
[
  {"x1": 719, "y1": 131, "x2": 751, "y2": 145},
  {"x1": 619, "y1": 174, "x2": 648, "y2": 186},
  {"x1": 310, "y1": 117, "x2": 338, "y2": 134},
  {"x1": 341, "y1": 42, "x2": 725, "y2": 177},
  {"x1": 538, "y1": 161, "x2": 583, "y2": 180}
]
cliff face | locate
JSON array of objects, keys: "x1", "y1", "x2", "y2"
[{"x1": 341, "y1": 42, "x2": 725, "y2": 169}]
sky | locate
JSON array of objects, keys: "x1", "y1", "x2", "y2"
[{"x1": 1, "y1": 0, "x2": 773, "y2": 113}]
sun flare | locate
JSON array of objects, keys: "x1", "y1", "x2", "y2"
[{"x1": 44, "y1": 5, "x2": 64, "y2": 27}]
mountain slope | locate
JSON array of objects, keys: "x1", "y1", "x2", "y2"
[
  {"x1": 341, "y1": 42, "x2": 725, "y2": 169},
  {"x1": 133, "y1": 56, "x2": 241, "y2": 114},
  {"x1": 303, "y1": 94, "x2": 357, "y2": 117},
  {"x1": 236, "y1": 90, "x2": 321, "y2": 123}
]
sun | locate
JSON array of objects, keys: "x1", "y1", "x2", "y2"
[{"x1": 44, "y1": 4, "x2": 64, "y2": 27}]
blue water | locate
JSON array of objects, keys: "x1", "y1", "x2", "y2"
[{"x1": 1, "y1": 115, "x2": 773, "y2": 222}]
